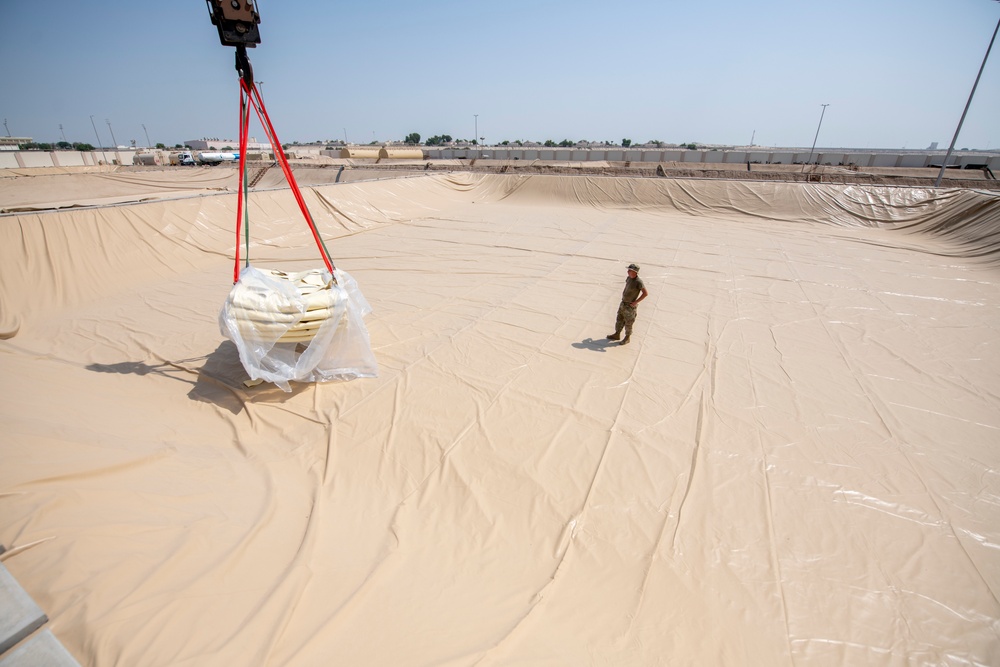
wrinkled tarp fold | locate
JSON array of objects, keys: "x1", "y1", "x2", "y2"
[{"x1": 1, "y1": 173, "x2": 998, "y2": 665}]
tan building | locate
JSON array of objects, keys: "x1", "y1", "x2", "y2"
[{"x1": 0, "y1": 137, "x2": 31, "y2": 151}]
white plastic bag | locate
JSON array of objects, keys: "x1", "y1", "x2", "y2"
[{"x1": 218, "y1": 266, "x2": 378, "y2": 391}]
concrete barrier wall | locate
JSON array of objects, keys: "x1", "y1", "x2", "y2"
[
  {"x1": 844, "y1": 154, "x2": 874, "y2": 167},
  {"x1": 871, "y1": 154, "x2": 900, "y2": 167},
  {"x1": 19, "y1": 152, "x2": 53, "y2": 167},
  {"x1": 5, "y1": 148, "x2": 996, "y2": 171},
  {"x1": 54, "y1": 152, "x2": 87, "y2": 167},
  {"x1": 1, "y1": 150, "x2": 137, "y2": 169},
  {"x1": 425, "y1": 147, "x2": 1000, "y2": 167},
  {"x1": 897, "y1": 154, "x2": 929, "y2": 168}
]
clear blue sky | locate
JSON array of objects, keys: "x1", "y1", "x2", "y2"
[{"x1": 2, "y1": 0, "x2": 998, "y2": 150}]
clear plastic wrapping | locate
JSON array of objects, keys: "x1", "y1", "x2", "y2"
[{"x1": 218, "y1": 266, "x2": 378, "y2": 391}]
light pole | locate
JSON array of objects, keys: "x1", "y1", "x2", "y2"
[
  {"x1": 106, "y1": 119, "x2": 118, "y2": 148},
  {"x1": 142, "y1": 124, "x2": 151, "y2": 148},
  {"x1": 106, "y1": 119, "x2": 120, "y2": 164},
  {"x1": 804, "y1": 103, "x2": 829, "y2": 170},
  {"x1": 60, "y1": 124, "x2": 67, "y2": 142},
  {"x1": 256, "y1": 80, "x2": 263, "y2": 96},
  {"x1": 3, "y1": 119, "x2": 9, "y2": 137},
  {"x1": 935, "y1": 14, "x2": 1000, "y2": 187},
  {"x1": 90, "y1": 115, "x2": 108, "y2": 164},
  {"x1": 474, "y1": 114, "x2": 478, "y2": 158}
]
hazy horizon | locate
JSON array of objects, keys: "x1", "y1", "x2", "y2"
[{"x1": 2, "y1": 1, "x2": 998, "y2": 151}]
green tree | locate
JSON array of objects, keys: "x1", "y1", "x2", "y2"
[
  {"x1": 156, "y1": 143, "x2": 166, "y2": 149},
  {"x1": 404, "y1": 132, "x2": 421, "y2": 145},
  {"x1": 543, "y1": 139, "x2": 557, "y2": 147},
  {"x1": 622, "y1": 138, "x2": 632, "y2": 147},
  {"x1": 72, "y1": 142, "x2": 94, "y2": 151},
  {"x1": 56, "y1": 141, "x2": 72, "y2": 149},
  {"x1": 558, "y1": 139, "x2": 574, "y2": 147}
]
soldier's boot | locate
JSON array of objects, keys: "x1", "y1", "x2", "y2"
[
  {"x1": 607, "y1": 330, "x2": 621, "y2": 341},
  {"x1": 620, "y1": 334, "x2": 631, "y2": 345}
]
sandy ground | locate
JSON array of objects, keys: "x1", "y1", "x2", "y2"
[{"x1": 1, "y1": 170, "x2": 999, "y2": 665}]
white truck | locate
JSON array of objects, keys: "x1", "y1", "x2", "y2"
[
  {"x1": 197, "y1": 151, "x2": 239, "y2": 165},
  {"x1": 169, "y1": 151, "x2": 197, "y2": 166}
]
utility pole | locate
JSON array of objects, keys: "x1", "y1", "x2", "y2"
[
  {"x1": 60, "y1": 124, "x2": 67, "y2": 142},
  {"x1": 474, "y1": 114, "x2": 478, "y2": 158},
  {"x1": 935, "y1": 14, "x2": 1000, "y2": 187},
  {"x1": 804, "y1": 103, "x2": 829, "y2": 170},
  {"x1": 106, "y1": 119, "x2": 118, "y2": 148},
  {"x1": 142, "y1": 123, "x2": 151, "y2": 148},
  {"x1": 90, "y1": 115, "x2": 108, "y2": 164}
]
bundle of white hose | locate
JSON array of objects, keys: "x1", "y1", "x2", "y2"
[
  {"x1": 219, "y1": 266, "x2": 378, "y2": 391},
  {"x1": 227, "y1": 268, "x2": 343, "y2": 344}
]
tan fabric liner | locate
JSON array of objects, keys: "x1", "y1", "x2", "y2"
[{"x1": 1, "y1": 172, "x2": 998, "y2": 665}]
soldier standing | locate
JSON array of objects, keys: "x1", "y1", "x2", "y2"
[{"x1": 608, "y1": 263, "x2": 648, "y2": 345}]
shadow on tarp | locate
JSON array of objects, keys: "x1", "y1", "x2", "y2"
[
  {"x1": 85, "y1": 341, "x2": 311, "y2": 415},
  {"x1": 572, "y1": 337, "x2": 620, "y2": 352}
]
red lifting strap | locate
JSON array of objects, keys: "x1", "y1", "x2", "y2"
[{"x1": 233, "y1": 79, "x2": 335, "y2": 283}]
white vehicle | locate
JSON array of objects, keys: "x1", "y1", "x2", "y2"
[
  {"x1": 198, "y1": 151, "x2": 239, "y2": 165},
  {"x1": 170, "y1": 151, "x2": 197, "y2": 166}
]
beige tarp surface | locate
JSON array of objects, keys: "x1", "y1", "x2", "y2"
[
  {"x1": 0, "y1": 166, "x2": 419, "y2": 213},
  {"x1": 1, "y1": 172, "x2": 999, "y2": 665}
]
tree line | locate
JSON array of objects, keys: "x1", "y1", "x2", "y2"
[
  {"x1": 401, "y1": 134, "x2": 699, "y2": 149},
  {"x1": 17, "y1": 141, "x2": 188, "y2": 151}
]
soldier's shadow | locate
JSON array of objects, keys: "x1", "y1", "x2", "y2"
[{"x1": 572, "y1": 337, "x2": 619, "y2": 352}]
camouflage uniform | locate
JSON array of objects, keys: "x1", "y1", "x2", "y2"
[
  {"x1": 609, "y1": 264, "x2": 647, "y2": 344},
  {"x1": 615, "y1": 276, "x2": 645, "y2": 337}
]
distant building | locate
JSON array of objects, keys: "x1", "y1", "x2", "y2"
[{"x1": 0, "y1": 137, "x2": 31, "y2": 151}]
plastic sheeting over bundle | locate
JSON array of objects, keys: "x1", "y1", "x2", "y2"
[{"x1": 219, "y1": 267, "x2": 377, "y2": 391}]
